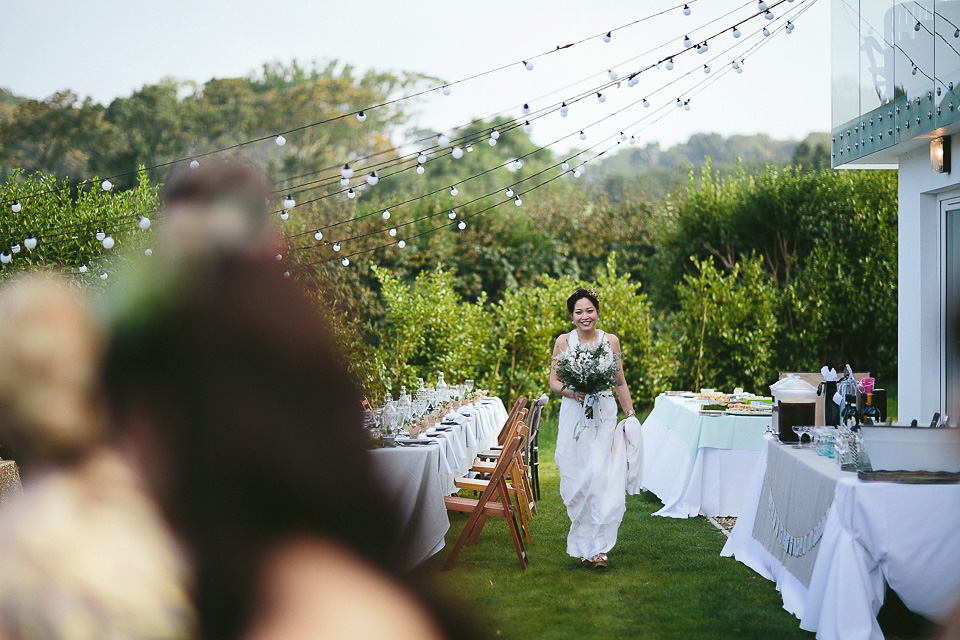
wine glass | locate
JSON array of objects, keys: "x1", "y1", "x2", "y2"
[{"x1": 465, "y1": 379, "x2": 474, "y2": 393}]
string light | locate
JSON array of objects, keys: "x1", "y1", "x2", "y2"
[
  {"x1": 79, "y1": 265, "x2": 87, "y2": 273},
  {"x1": 522, "y1": 103, "x2": 531, "y2": 115},
  {"x1": 280, "y1": 211, "x2": 289, "y2": 220},
  {"x1": 704, "y1": 64, "x2": 711, "y2": 73},
  {"x1": 389, "y1": 228, "x2": 397, "y2": 236},
  {"x1": 10, "y1": 243, "x2": 19, "y2": 254},
  {"x1": 341, "y1": 257, "x2": 350, "y2": 266},
  {"x1": 341, "y1": 164, "x2": 353, "y2": 179},
  {"x1": 608, "y1": 69, "x2": 619, "y2": 81},
  {"x1": 643, "y1": 98, "x2": 650, "y2": 107},
  {"x1": 145, "y1": 248, "x2": 153, "y2": 256},
  {"x1": 276, "y1": 135, "x2": 287, "y2": 146},
  {"x1": 491, "y1": 130, "x2": 500, "y2": 140},
  {"x1": 561, "y1": 162, "x2": 570, "y2": 171},
  {"x1": 597, "y1": 92, "x2": 607, "y2": 102},
  {"x1": 764, "y1": 10, "x2": 774, "y2": 19},
  {"x1": 276, "y1": 253, "x2": 283, "y2": 261},
  {"x1": 437, "y1": 134, "x2": 450, "y2": 146},
  {"x1": 506, "y1": 188, "x2": 514, "y2": 197},
  {"x1": 523, "y1": 121, "x2": 533, "y2": 133},
  {"x1": 573, "y1": 169, "x2": 582, "y2": 178},
  {"x1": 190, "y1": 160, "x2": 200, "y2": 169},
  {"x1": 603, "y1": 31, "x2": 612, "y2": 43},
  {"x1": 488, "y1": 137, "x2": 497, "y2": 146},
  {"x1": 514, "y1": 196, "x2": 523, "y2": 206},
  {"x1": 458, "y1": 220, "x2": 466, "y2": 230},
  {"x1": 699, "y1": 41, "x2": 709, "y2": 53},
  {"x1": 398, "y1": 240, "x2": 406, "y2": 248},
  {"x1": 283, "y1": 195, "x2": 296, "y2": 209},
  {"x1": 442, "y1": 85, "x2": 452, "y2": 96},
  {"x1": 340, "y1": 177, "x2": 350, "y2": 187},
  {"x1": 333, "y1": 242, "x2": 341, "y2": 252},
  {"x1": 417, "y1": 165, "x2": 425, "y2": 174},
  {"x1": 580, "y1": 130, "x2": 587, "y2": 140},
  {"x1": 0, "y1": 252, "x2": 10, "y2": 265},
  {"x1": 683, "y1": 4, "x2": 691, "y2": 15},
  {"x1": 315, "y1": 231, "x2": 324, "y2": 240},
  {"x1": 101, "y1": 180, "x2": 112, "y2": 191},
  {"x1": 448, "y1": 210, "x2": 457, "y2": 219},
  {"x1": 347, "y1": 188, "x2": 356, "y2": 198},
  {"x1": 684, "y1": 35, "x2": 692, "y2": 47},
  {"x1": 11, "y1": 201, "x2": 20, "y2": 213},
  {"x1": 465, "y1": 144, "x2": 473, "y2": 152},
  {"x1": 366, "y1": 171, "x2": 379, "y2": 185},
  {"x1": 512, "y1": 159, "x2": 523, "y2": 170},
  {"x1": 758, "y1": 1, "x2": 767, "y2": 10},
  {"x1": 665, "y1": 58, "x2": 675, "y2": 70},
  {"x1": 382, "y1": 210, "x2": 391, "y2": 220},
  {"x1": 356, "y1": 111, "x2": 367, "y2": 122},
  {"x1": 733, "y1": 26, "x2": 741, "y2": 37},
  {"x1": 560, "y1": 102, "x2": 569, "y2": 116},
  {"x1": 630, "y1": 135, "x2": 636, "y2": 144},
  {"x1": 524, "y1": 60, "x2": 534, "y2": 70},
  {"x1": 100, "y1": 273, "x2": 108, "y2": 281},
  {"x1": 450, "y1": 186, "x2": 459, "y2": 196},
  {"x1": 138, "y1": 216, "x2": 151, "y2": 230},
  {"x1": 96, "y1": 230, "x2": 106, "y2": 242},
  {"x1": 417, "y1": 153, "x2": 427, "y2": 164},
  {"x1": 785, "y1": 21, "x2": 794, "y2": 33},
  {"x1": 24, "y1": 236, "x2": 37, "y2": 250},
  {"x1": 620, "y1": 131, "x2": 628, "y2": 140},
  {"x1": 763, "y1": 27, "x2": 770, "y2": 36}
]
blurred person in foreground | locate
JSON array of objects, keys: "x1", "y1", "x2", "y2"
[
  {"x1": 104, "y1": 162, "x2": 463, "y2": 640},
  {"x1": 0, "y1": 273, "x2": 194, "y2": 640}
]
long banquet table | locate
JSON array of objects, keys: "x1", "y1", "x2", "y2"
[
  {"x1": 722, "y1": 437, "x2": 960, "y2": 639},
  {"x1": 641, "y1": 394, "x2": 770, "y2": 518},
  {"x1": 368, "y1": 397, "x2": 506, "y2": 570}
]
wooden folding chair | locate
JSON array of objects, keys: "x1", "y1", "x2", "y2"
[
  {"x1": 456, "y1": 424, "x2": 535, "y2": 543},
  {"x1": 476, "y1": 397, "x2": 527, "y2": 459},
  {"x1": 443, "y1": 434, "x2": 528, "y2": 570}
]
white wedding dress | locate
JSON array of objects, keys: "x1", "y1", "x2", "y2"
[{"x1": 554, "y1": 329, "x2": 628, "y2": 561}]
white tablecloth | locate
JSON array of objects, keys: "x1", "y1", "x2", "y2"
[
  {"x1": 641, "y1": 394, "x2": 769, "y2": 517},
  {"x1": 367, "y1": 397, "x2": 507, "y2": 569},
  {"x1": 722, "y1": 437, "x2": 960, "y2": 639}
]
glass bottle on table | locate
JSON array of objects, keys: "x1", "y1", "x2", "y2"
[
  {"x1": 859, "y1": 393, "x2": 882, "y2": 424},
  {"x1": 840, "y1": 393, "x2": 860, "y2": 427}
]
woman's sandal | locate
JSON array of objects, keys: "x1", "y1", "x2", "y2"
[
  {"x1": 580, "y1": 558, "x2": 593, "y2": 568},
  {"x1": 592, "y1": 553, "x2": 608, "y2": 568}
]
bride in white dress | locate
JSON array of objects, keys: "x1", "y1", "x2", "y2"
[{"x1": 549, "y1": 289, "x2": 636, "y2": 568}]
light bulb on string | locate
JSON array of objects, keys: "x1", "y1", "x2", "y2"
[
  {"x1": 560, "y1": 102, "x2": 569, "y2": 116},
  {"x1": 450, "y1": 186, "x2": 459, "y2": 196},
  {"x1": 608, "y1": 69, "x2": 618, "y2": 81},
  {"x1": 757, "y1": 1, "x2": 767, "y2": 10},
  {"x1": 643, "y1": 98, "x2": 650, "y2": 107},
  {"x1": 347, "y1": 188, "x2": 356, "y2": 199},
  {"x1": 79, "y1": 265, "x2": 87, "y2": 273},
  {"x1": 620, "y1": 131, "x2": 628, "y2": 141},
  {"x1": 452, "y1": 146, "x2": 464, "y2": 159},
  {"x1": 100, "y1": 273, "x2": 108, "y2": 281},
  {"x1": 505, "y1": 188, "x2": 514, "y2": 197},
  {"x1": 465, "y1": 144, "x2": 473, "y2": 152},
  {"x1": 683, "y1": 4, "x2": 691, "y2": 15},
  {"x1": 441, "y1": 85, "x2": 452, "y2": 95},
  {"x1": 629, "y1": 135, "x2": 636, "y2": 145},
  {"x1": 283, "y1": 271, "x2": 290, "y2": 278},
  {"x1": 573, "y1": 169, "x2": 582, "y2": 178},
  {"x1": 448, "y1": 210, "x2": 457, "y2": 220},
  {"x1": 603, "y1": 31, "x2": 612, "y2": 43},
  {"x1": 102, "y1": 236, "x2": 115, "y2": 249},
  {"x1": 514, "y1": 196, "x2": 522, "y2": 206},
  {"x1": 275, "y1": 253, "x2": 283, "y2": 261},
  {"x1": 512, "y1": 159, "x2": 523, "y2": 170},
  {"x1": 144, "y1": 248, "x2": 152, "y2": 257},
  {"x1": 704, "y1": 64, "x2": 711, "y2": 74},
  {"x1": 416, "y1": 165, "x2": 425, "y2": 174},
  {"x1": 275, "y1": 135, "x2": 286, "y2": 146},
  {"x1": 96, "y1": 230, "x2": 106, "y2": 242},
  {"x1": 366, "y1": 171, "x2": 379, "y2": 186},
  {"x1": 786, "y1": 21, "x2": 794, "y2": 33},
  {"x1": 356, "y1": 111, "x2": 366, "y2": 122},
  {"x1": 437, "y1": 133, "x2": 450, "y2": 146},
  {"x1": 684, "y1": 100, "x2": 691, "y2": 111},
  {"x1": 417, "y1": 153, "x2": 427, "y2": 164},
  {"x1": 101, "y1": 180, "x2": 112, "y2": 191},
  {"x1": 24, "y1": 235, "x2": 37, "y2": 250},
  {"x1": 665, "y1": 58, "x2": 674, "y2": 70},
  {"x1": 523, "y1": 121, "x2": 533, "y2": 133},
  {"x1": 0, "y1": 251, "x2": 10, "y2": 265},
  {"x1": 382, "y1": 209, "x2": 391, "y2": 220},
  {"x1": 491, "y1": 130, "x2": 500, "y2": 140},
  {"x1": 283, "y1": 195, "x2": 296, "y2": 209},
  {"x1": 524, "y1": 60, "x2": 534, "y2": 71},
  {"x1": 280, "y1": 211, "x2": 289, "y2": 220},
  {"x1": 915, "y1": 21, "x2": 921, "y2": 31},
  {"x1": 733, "y1": 26, "x2": 741, "y2": 37},
  {"x1": 699, "y1": 41, "x2": 709, "y2": 53},
  {"x1": 190, "y1": 160, "x2": 200, "y2": 169},
  {"x1": 398, "y1": 240, "x2": 406, "y2": 249},
  {"x1": 597, "y1": 92, "x2": 607, "y2": 102},
  {"x1": 458, "y1": 220, "x2": 466, "y2": 230},
  {"x1": 580, "y1": 130, "x2": 587, "y2": 140},
  {"x1": 763, "y1": 27, "x2": 770, "y2": 36},
  {"x1": 341, "y1": 258, "x2": 350, "y2": 266},
  {"x1": 561, "y1": 162, "x2": 570, "y2": 171},
  {"x1": 955, "y1": 28, "x2": 959, "y2": 37},
  {"x1": 138, "y1": 216, "x2": 151, "y2": 230},
  {"x1": 333, "y1": 242, "x2": 341, "y2": 252},
  {"x1": 315, "y1": 231, "x2": 323, "y2": 241},
  {"x1": 340, "y1": 177, "x2": 349, "y2": 187},
  {"x1": 683, "y1": 35, "x2": 692, "y2": 47},
  {"x1": 341, "y1": 164, "x2": 353, "y2": 179},
  {"x1": 389, "y1": 228, "x2": 397, "y2": 237},
  {"x1": 912, "y1": 64, "x2": 918, "y2": 75},
  {"x1": 10, "y1": 243, "x2": 19, "y2": 254},
  {"x1": 11, "y1": 200, "x2": 21, "y2": 213},
  {"x1": 676, "y1": 98, "x2": 683, "y2": 108},
  {"x1": 736, "y1": 66, "x2": 743, "y2": 74},
  {"x1": 764, "y1": 10, "x2": 774, "y2": 20},
  {"x1": 488, "y1": 137, "x2": 497, "y2": 146},
  {"x1": 732, "y1": 60, "x2": 740, "y2": 70},
  {"x1": 522, "y1": 103, "x2": 531, "y2": 115}
]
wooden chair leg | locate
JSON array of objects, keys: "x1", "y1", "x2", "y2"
[
  {"x1": 467, "y1": 514, "x2": 488, "y2": 546},
  {"x1": 497, "y1": 482, "x2": 527, "y2": 569}
]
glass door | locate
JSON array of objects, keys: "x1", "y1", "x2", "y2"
[{"x1": 944, "y1": 206, "x2": 960, "y2": 421}]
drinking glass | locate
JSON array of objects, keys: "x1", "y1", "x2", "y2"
[{"x1": 465, "y1": 379, "x2": 474, "y2": 393}]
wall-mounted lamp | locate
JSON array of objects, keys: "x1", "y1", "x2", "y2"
[{"x1": 931, "y1": 136, "x2": 950, "y2": 173}]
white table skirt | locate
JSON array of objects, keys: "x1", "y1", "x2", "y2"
[
  {"x1": 722, "y1": 437, "x2": 960, "y2": 639},
  {"x1": 641, "y1": 394, "x2": 768, "y2": 518}
]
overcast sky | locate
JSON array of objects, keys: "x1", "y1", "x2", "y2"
[{"x1": 3, "y1": 0, "x2": 830, "y2": 155}]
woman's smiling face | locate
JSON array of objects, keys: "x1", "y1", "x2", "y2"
[{"x1": 571, "y1": 297, "x2": 598, "y2": 331}]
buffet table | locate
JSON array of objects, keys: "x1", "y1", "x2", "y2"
[
  {"x1": 641, "y1": 394, "x2": 769, "y2": 517},
  {"x1": 722, "y1": 438, "x2": 960, "y2": 639},
  {"x1": 367, "y1": 397, "x2": 507, "y2": 570}
]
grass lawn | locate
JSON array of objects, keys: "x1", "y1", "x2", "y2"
[{"x1": 420, "y1": 414, "x2": 813, "y2": 639}]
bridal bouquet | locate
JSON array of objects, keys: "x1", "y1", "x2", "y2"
[{"x1": 554, "y1": 344, "x2": 621, "y2": 434}]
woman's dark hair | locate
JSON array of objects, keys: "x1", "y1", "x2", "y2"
[
  {"x1": 566, "y1": 288, "x2": 600, "y2": 315},
  {"x1": 103, "y1": 256, "x2": 404, "y2": 639}
]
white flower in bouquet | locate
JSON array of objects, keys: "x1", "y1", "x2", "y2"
[{"x1": 554, "y1": 343, "x2": 622, "y2": 422}]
